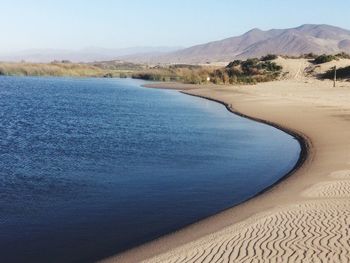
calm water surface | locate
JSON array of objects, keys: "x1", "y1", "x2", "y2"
[{"x1": 0, "y1": 77, "x2": 300, "y2": 262}]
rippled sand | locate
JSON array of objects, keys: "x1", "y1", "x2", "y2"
[{"x1": 146, "y1": 173, "x2": 350, "y2": 262}]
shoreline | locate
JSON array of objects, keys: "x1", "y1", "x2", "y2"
[
  {"x1": 180, "y1": 90, "x2": 311, "y2": 197},
  {"x1": 104, "y1": 79, "x2": 350, "y2": 262}
]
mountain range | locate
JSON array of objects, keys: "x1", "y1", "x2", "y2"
[
  {"x1": 0, "y1": 47, "x2": 181, "y2": 63},
  {"x1": 1, "y1": 24, "x2": 350, "y2": 64},
  {"x1": 123, "y1": 24, "x2": 350, "y2": 64}
]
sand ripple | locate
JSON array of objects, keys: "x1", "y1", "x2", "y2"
[
  {"x1": 302, "y1": 180, "x2": 350, "y2": 198},
  {"x1": 144, "y1": 200, "x2": 350, "y2": 263},
  {"x1": 330, "y1": 170, "x2": 350, "y2": 179}
]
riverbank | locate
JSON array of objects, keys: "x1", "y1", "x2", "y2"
[{"x1": 104, "y1": 78, "x2": 350, "y2": 262}]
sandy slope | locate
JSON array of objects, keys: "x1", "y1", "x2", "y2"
[{"x1": 103, "y1": 59, "x2": 350, "y2": 263}]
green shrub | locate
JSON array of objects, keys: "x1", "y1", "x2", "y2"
[
  {"x1": 260, "y1": 54, "x2": 278, "y2": 61},
  {"x1": 313, "y1": 54, "x2": 336, "y2": 64},
  {"x1": 226, "y1": 60, "x2": 242, "y2": 68},
  {"x1": 240, "y1": 58, "x2": 259, "y2": 75},
  {"x1": 259, "y1": 61, "x2": 282, "y2": 71},
  {"x1": 209, "y1": 57, "x2": 283, "y2": 85}
]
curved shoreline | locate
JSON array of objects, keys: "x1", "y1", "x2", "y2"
[
  {"x1": 102, "y1": 83, "x2": 315, "y2": 263},
  {"x1": 180, "y1": 90, "x2": 311, "y2": 199}
]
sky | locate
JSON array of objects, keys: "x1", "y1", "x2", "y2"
[{"x1": 1, "y1": 0, "x2": 350, "y2": 52}]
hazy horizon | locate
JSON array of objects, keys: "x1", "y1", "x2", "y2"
[{"x1": 1, "y1": 0, "x2": 350, "y2": 54}]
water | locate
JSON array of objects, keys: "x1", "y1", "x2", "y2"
[{"x1": 0, "y1": 76, "x2": 300, "y2": 262}]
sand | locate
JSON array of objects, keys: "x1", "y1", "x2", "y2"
[{"x1": 102, "y1": 59, "x2": 350, "y2": 262}]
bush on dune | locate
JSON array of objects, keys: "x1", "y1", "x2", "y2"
[
  {"x1": 313, "y1": 54, "x2": 337, "y2": 64},
  {"x1": 260, "y1": 54, "x2": 278, "y2": 61},
  {"x1": 210, "y1": 57, "x2": 282, "y2": 84}
]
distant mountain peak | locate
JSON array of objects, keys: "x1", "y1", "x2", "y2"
[{"x1": 245, "y1": 27, "x2": 263, "y2": 33}]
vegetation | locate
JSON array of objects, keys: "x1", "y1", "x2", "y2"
[
  {"x1": 260, "y1": 54, "x2": 278, "y2": 61},
  {"x1": 321, "y1": 66, "x2": 350, "y2": 80},
  {"x1": 282, "y1": 52, "x2": 350, "y2": 60},
  {"x1": 312, "y1": 53, "x2": 350, "y2": 64},
  {"x1": 0, "y1": 55, "x2": 285, "y2": 85},
  {"x1": 313, "y1": 54, "x2": 337, "y2": 64},
  {"x1": 131, "y1": 65, "x2": 214, "y2": 84},
  {"x1": 132, "y1": 56, "x2": 283, "y2": 85},
  {"x1": 303, "y1": 53, "x2": 318, "y2": 59},
  {"x1": 281, "y1": 53, "x2": 317, "y2": 59},
  {"x1": 335, "y1": 52, "x2": 350, "y2": 59},
  {"x1": 91, "y1": 61, "x2": 145, "y2": 71},
  {"x1": 209, "y1": 58, "x2": 282, "y2": 84},
  {"x1": 5, "y1": 52, "x2": 350, "y2": 84},
  {"x1": 0, "y1": 61, "x2": 139, "y2": 78}
]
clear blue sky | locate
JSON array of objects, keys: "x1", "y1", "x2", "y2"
[{"x1": 1, "y1": 0, "x2": 350, "y2": 52}]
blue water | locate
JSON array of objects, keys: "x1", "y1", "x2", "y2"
[{"x1": 0, "y1": 76, "x2": 300, "y2": 262}]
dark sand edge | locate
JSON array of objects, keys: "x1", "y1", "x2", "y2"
[{"x1": 180, "y1": 90, "x2": 311, "y2": 198}]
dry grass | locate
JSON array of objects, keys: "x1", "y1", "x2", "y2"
[{"x1": 0, "y1": 62, "x2": 130, "y2": 77}]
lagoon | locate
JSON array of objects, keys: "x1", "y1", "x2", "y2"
[{"x1": 0, "y1": 77, "x2": 300, "y2": 262}]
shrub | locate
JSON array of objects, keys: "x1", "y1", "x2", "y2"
[
  {"x1": 184, "y1": 74, "x2": 202, "y2": 84},
  {"x1": 335, "y1": 52, "x2": 350, "y2": 59},
  {"x1": 210, "y1": 58, "x2": 282, "y2": 85},
  {"x1": 241, "y1": 58, "x2": 259, "y2": 74},
  {"x1": 313, "y1": 54, "x2": 336, "y2": 64},
  {"x1": 260, "y1": 54, "x2": 278, "y2": 61},
  {"x1": 259, "y1": 61, "x2": 282, "y2": 71},
  {"x1": 303, "y1": 53, "x2": 318, "y2": 59},
  {"x1": 226, "y1": 60, "x2": 242, "y2": 68}
]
